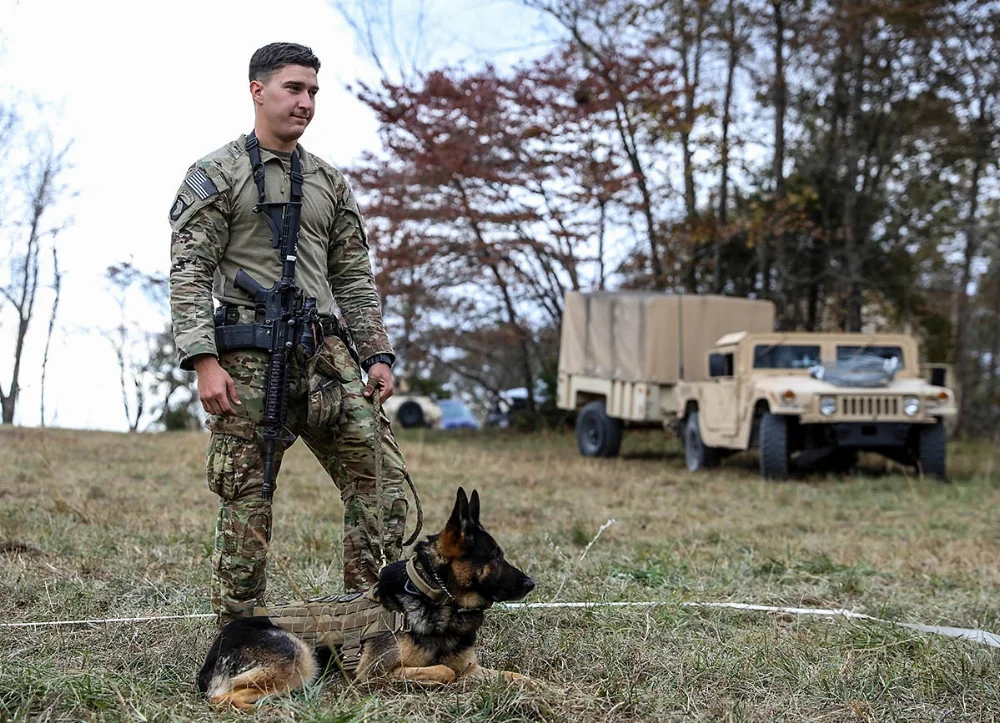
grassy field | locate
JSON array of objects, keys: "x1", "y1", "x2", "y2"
[{"x1": 2, "y1": 425, "x2": 999, "y2": 722}]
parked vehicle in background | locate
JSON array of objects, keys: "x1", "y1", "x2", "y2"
[
  {"x1": 486, "y1": 386, "x2": 548, "y2": 428},
  {"x1": 675, "y1": 331, "x2": 956, "y2": 479},
  {"x1": 557, "y1": 291, "x2": 775, "y2": 455},
  {"x1": 556, "y1": 291, "x2": 957, "y2": 480},
  {"x1": 382, "y1": 393, "x2": 442, "y2": 429},
  {"x1": 438, "y1": 399, "x2": 480, "y2": 430}
]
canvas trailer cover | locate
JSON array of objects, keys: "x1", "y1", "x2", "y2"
[{"x1": 559, "y1": 292, "x2": 776, "y2": 384}]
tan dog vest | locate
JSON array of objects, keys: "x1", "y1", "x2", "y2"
[{"x1": 254, "y1": 589, "x2": 407, "y2": 673}]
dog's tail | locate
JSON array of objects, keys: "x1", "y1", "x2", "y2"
[{"x1": 198, "y1": 617, "x2": 318, "y2": 712}]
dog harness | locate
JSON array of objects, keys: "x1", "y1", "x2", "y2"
[{"x1": 253, "y1": 558, "x2": 447, "y2": 674}]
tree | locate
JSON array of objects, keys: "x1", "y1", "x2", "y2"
[
  {"x1": 525, "y1": 0, "x2": 688, "y2": 290},
  {"x1": 104, "y1": 261, "x2": 168, "y2": 432},
  {"x1": 0, "y1": 106, "x2": 72, "y2": 425},
  {"x1": 933, "y1": 0, "x2": 1000, "y2": 434},
  {"x1": 342, "y1": 0, "x2": 999, "y2": 434},
  {"x1": 352, "y1": 56, "x2": 637, "y2": 410},
  {"x1": 145, "y1": 326, "x2": 201, "y2": 431}
]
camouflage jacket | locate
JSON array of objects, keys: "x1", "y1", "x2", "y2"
[{"x1": 168, "y1": 135, "x2": 393, "y2": 371}]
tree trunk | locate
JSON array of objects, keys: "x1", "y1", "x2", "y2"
[
  {"x1": 953, "y1": 121, "x2": 986, "y2": 436},
  {"x1": 772, "y1": 0, "x2": 786, "y2": 200},
  {"x1": 771, "y1": 0, "x2": 789, "y2": 324},
  {"x1": 989, "y1": 277, "x2": 1000, "y2": 434},
  {"x1": 841, "y1": 30, "x2": 867, "y2": 332},
  {"x1": 716, "y1": 0, "x2": 739, "y2": 294},
  {"x1": 1, "y1": 145, "x2": 67, "y2": 426},
  {"x1": 681, "y1": 0, "x2": 704, "y2": 292},
  {"x1": 40, "y1": 245, "x2": 62, "y2": 427},
  {"x1": 561, "y1": 20, "x2": 667, "y2": 289}
]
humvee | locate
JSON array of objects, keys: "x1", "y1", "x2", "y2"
[
  {"x1": 556, "y1": 292, "x2": 956, "y2": 480},
  {"x1": 676, "y1": 331, "x2": 956, "y2": 479}
]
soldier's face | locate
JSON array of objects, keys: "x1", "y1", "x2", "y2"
[{"x1": 252, "y1": 64, "x2": 318, "y2": 143}]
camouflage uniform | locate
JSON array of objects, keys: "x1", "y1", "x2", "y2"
[{"x1": 168, "y1": 135, "x2": 409, "y2": 623}]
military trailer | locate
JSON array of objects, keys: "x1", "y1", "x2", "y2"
[
  {"x1": 557, "y1": 292, "x2": 957, "y2": 480},
  {"x1": 556, "y1": 292, "x2": 775, "y2": 455}
]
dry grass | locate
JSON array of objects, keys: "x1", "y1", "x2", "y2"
[{"x1": 2, "y1": 425, "x2": 999, "y2": 721}]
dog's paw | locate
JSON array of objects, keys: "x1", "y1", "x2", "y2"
[{"x1": 392, "y1": 664, "x2": 458, "y2": 685}]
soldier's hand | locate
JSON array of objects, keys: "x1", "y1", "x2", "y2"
[
  {"x1": 194, "y1": 355, "x2": 242, "y2": 416},
  {"x1": 364, "y1": 363, "x2": 394, "y2": 404}
]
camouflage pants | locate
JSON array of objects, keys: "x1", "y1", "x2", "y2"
[{"x1": 205, "y1": 332, "x2": 409, "y2": 624}]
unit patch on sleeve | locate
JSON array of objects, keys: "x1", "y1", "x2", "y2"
[{"x1": 169, "y1": 188, "x2": 194, "y2": 222}]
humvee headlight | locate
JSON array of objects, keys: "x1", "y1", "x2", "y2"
[
  {"x1": 820, "y1": 397, "x2": 837, "y2": 416},
  {"x1": 903, "y1": 397, "x2": 920, "y2": 417}
]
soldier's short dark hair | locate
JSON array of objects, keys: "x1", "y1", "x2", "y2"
[{"x1": 249, "y1": 43, "x2": 321, "y2": 82}]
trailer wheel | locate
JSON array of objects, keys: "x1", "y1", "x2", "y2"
[
  {"x1": 397, "y1": 401, "x2": 426, "y2": 428},
  {"x1": 918, "y1": 422, "x2": 947, "y2": 481},
  {"x1": 759, "y1": 412, "x2": 790, "y2": 480},
  {"x1": 576, "y1": 401, "x2": 623, "y2": 457},
  {"x1": 684, "y1": 412, "x2": 719, "y2": 472}
]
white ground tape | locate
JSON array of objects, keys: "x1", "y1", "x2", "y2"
[
  {"x1": 0, "y1": 613, "x2": 215, "y2": 628},
  {"x1": 498, "y1": 600, "x2": 1000, "y2": 649},
  {"x1": 3, "y1": 602, "x2": 999, "y2": 649}
]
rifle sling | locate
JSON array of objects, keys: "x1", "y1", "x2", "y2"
[{"x1": 213, "y1": 132, "x2": 306, "y2": 355}]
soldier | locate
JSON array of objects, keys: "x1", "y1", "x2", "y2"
[{"x1": 168, "y1": 42, "x2": 410, "y2": 625}]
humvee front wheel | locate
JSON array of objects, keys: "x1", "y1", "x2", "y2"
[
  {"x1": 684, "y1": 412, "x2": 719, "y2": 472},
  {"x1": 759, "y1": 412, "x2": 790, "y2": 480},
  {"x1": 918, "y1": 422, "x2": 947, "y2": 481},
  {"x1": 576, "y1": 401, "x2": 623, "y2": 457}
]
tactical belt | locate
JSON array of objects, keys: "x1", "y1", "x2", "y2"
[
  {"x1": 254, "y1": 589, "x2": 406, "y2": 674},
  {"x1": 214, "y1": 305, "x2": 271, "y2": 352},
  {"x1": 215, "y1": 304, "x2": 351, "y2": 353},
  {"x1": 214, "y1": 305, "x2": 356, "y2": 360}
]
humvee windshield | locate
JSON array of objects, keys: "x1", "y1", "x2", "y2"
[
  {"x1": 837, "y1": 345, "x2": 904, "y2": 366},
  {"x1": 753, "y1": 344, "x2": 821, "y2": 369}
]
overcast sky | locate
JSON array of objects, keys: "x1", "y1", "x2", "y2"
[{"x1": 0, "y1": 0, "x2": 554, "y2": 431}]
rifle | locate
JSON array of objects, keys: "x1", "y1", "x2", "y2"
[{"x1": 213, "y1": 133, "x2": 321, "y2": 501}]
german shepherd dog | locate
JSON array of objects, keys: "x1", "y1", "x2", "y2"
[{"x1": 197, "y1": 488, "x2": 536, "y2": 711}]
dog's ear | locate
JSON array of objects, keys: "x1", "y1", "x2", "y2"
[
  {"x1": 469, "y1": 489, "x2": 481, "y2": 525},
  {"x1": 448, "y1": 487, "x2": 470, "y2": 530}
]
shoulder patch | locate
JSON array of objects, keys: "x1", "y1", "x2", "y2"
[
  {"x1": 169, "y1": 187, "x2": 195, "y2": 222},
  {"x1": 169, "y1": 161, "x2": 229, "y2": 231},
  {"x1": 184, "y1": 167, "x2": 219, "y2": 201}
]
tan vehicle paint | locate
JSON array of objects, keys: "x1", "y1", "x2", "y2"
[{"x1": 557, "y1": 293, "x2": 956, "y2": 479}]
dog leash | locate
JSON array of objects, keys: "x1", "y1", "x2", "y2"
[{"x1": 371, "y1": 384, "x2": 423, "y2": 552}]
